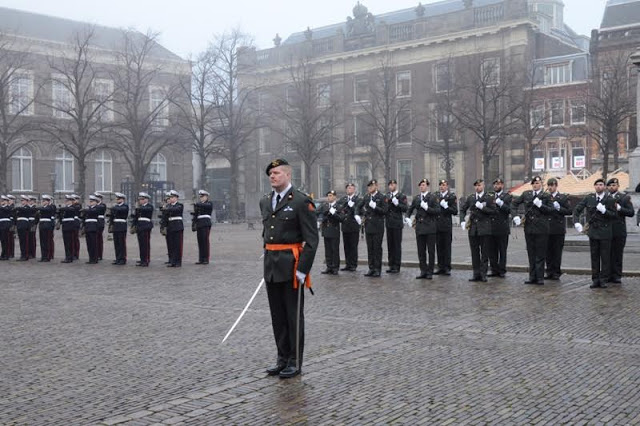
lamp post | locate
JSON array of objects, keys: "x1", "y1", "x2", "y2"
[{"x1": 49, "y1": 173, "x2": 56, "y2": 199}]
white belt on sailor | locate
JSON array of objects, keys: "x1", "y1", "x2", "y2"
[
  {"x1": 62, "y1": 218, "x2": 75, "y2": 222},
  {"x1": 28, "y1": 217, "x2": 35, "y2": 221},
  {"x1": 197, "y1": 215, "x2": 211, "y2": 219},
  {"x1": 0, "y1": 218, "x2": 11, "y2": 222},
  {"x1": 84, "y1": 218, "x2": 98, "y2": 222},
  {"x1": 98, "y1": 215, "x2": 105, "y2": 219},
  {"x1": 114, "y1": 219, "x2": 126, "y2": 223},
  {"x1": 138, "y1": 217, "x2": 151, "y2": 222},
  {"x1": 169, "y1": 216, "x2": 183, "y2": 221},
  {"x1": 39, "y1": 218, "x2": 52, "y2": 222},
  {"x1": 17, "y1": 217, "x2": 29, "y2": 221}
]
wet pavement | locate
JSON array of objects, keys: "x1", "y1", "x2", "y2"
[{"x1": 1, "y1": 224, "x2": 639, "y2": 424}]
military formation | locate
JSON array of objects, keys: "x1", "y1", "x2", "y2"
[{"x1": 0, "y1": 189, "x2": 213, "y2": 267}]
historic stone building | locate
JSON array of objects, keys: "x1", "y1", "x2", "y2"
[{"x1": 0, "y1": 7, "x2": 192, "y2": 204}]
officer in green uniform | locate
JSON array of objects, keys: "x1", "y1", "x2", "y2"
[
  {"x1": 356, "y1": 179, "x2": 388, "y2": 277},
  {"x1": 544, "y1": 178, "x2": 572, "y2": 280},
  {"x1": 405, "y1": 178, "x2": 441, "y2": 279},
  {"x1": 460, "y1": 179, "x2": 496, "y2": 282},
  {"x1": 434, "y1": 179, "x2": 458, "y2": 276},
  {"x1": 488, "y1": 178, "x2": 512, "y2": 278},
  {"x1": 605, "y1": 178, "x2": 634, "y2": 284},
  {"x1": 320, "y1": 190, "x2": 342, "y2": 275},
  {"x1": 385, "y1": 179, "x2": 408, "y2": 274},
  {"x1": 260, "y1": 159, "x2": 318, "y2": 379},
  {"x1": 573, "y1": 178, "x2": 617, "y2": 288}
]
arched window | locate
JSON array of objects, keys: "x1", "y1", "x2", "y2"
[
  {"x1": 95, "y1": 150, "x2": 112, "y2": 192},
  {"x1": 147, "y1": 153, "x2": 167, "y2": 181},
  {"x1": 55, "y1": 149, "x2": 74, "y2": 192},
  {"x1": 11, "y1": 147, "x2": 32, "y2": 191}
]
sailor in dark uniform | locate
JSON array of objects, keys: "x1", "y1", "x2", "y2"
[
  {"x1": 488, "y1": 178, "x2": 512, "y2": 278},
  {"x1": 27, "y1": 195, "x2": 38, "y2": 259},
  {"x1": 435, "y1": 179, "x2": 458, "y2": 275},
  {"x1": 573, "y1": 178, "x2": 617, "y2": 288},
  {"x1": 71, "y1": 194, "x2": 82, "y2": 260},
  {"x1": 338, "y1": 183, "x2": 360, "y2": 271},
  {"x1": 59, "y1": 195, "x2": 77, "y2": 263},
  {"x1": 14, "y1": 195, "x2": 35, "y2": 261},
  {"x1": 82, "y1": 195, "x2": 100, "y2": 264},
  {"x1": 544, "y1": 178, "x2": 572, "y2": 280},
  {"x1": 320, "y1": 190, "x2": 342, "y2": 275},
  {"x1": 606, "y1": 178, "x2": 634, "y2": 284},
  {"x1": 94, "y1": 193, "x2": 106, "y2": 261},
  {"x1": 37, "y1": 195, "x2": 56, "y2": 262},
  {"x1": 5, "y1": 194, "x2": 16, "y2": 258},
  {"x1": 134, "y1": 192, "x2": 154, "y2": 267},
  {"x1": 260, "y1": 159, "x2": 318, "y2": 379},
  {"x1": 385, "y1": 179, "x2": 408, "y2": 274},
  {"x1": 164, "y1": 189, "x2": 184, "y2": 267},
  {"x1": 405, "y1": 178, "x2": 441, "y2": 279},
  {"x1": 110, "y1": 193, "x2": 129, "y2": 265},
  {"x1": 460, "y1": 179, "x2": 496, "y2": 282},
  {"x1": 0, "y1": 195, "x2": 13, "y2": 260},
  {"x1": 193, "y1": 189, "x2": 213, "y2": 265},
  {"x1": 356, "y1": 179, "x2": 388, "y2": 277}
]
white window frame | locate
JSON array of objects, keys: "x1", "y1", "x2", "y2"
[
  {"x1": 354, "y1": 76, "x2": 369, "y2": 103},
  {"x1": 258, "y1": 127, "x2": 271, "y2": 154},
  {"x1": 397, "y1": 159, "x2": 412, "y2": 195},
  {"x1": 149, "y1": 86, "x2": 169, "y2": 127},
  {"x1": 55, "y1": 149, "x2": 74, "y2": 192},
  {"x1": 396, "y1": 71, "x2": 412, "y2": 98},
  {"x1": 11, "y1": 147, "x2": 32, "y2": 191},
  {"x1": 93, "y1": 78, "x2": 114, "y2": 122},
  {"x1": 94, "y1": 150, "x2": 113, "y2": 192},
  {"x1": 570, "y1": 100, "x2": 586, "y2": 125},
  {"x1": 531, "y1": 104, "x2": 545, "y2": 129},
  {"x1": 9, "y1": 70, "x2": 34, "y2": 115},
  {"x1": 354, "y1": 114, "x2": 372, "y2": 146},
  {"x1": 316, "y1": 83, "x2": 330, "y2": 108},
  {"x1": 550, "y1": 100, "x2": 565, "y2": 127},
  {"x1": 318, "y1": 164, "x2": 331, "y2": 196},
  {"x1": 396, "y1": 109, "x2": 412, "y2": 145},
  {"x1": 148, "y1": 153, "x2": 167, "y2": 181},
  {"x1": 52, "y1": 74, "x2": 73, "y2": 119},
  {"x1": 481, "y1": 58, "x2": 500, "y2": 87},
  {"x1": 435, "y1": 63, "x2": 451, "y2": 93},
  {"x1": 544, "y1": 63, "x2": 572, "y2": 85}
]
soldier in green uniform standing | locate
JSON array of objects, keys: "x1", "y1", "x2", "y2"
[
  {"x1": 356, "y1": 179, "x2": 388, "y2": 277},
  {"x1": 434, "y1": 179, "x2": 458, "y2": 276},
  {"x1": 605, "y1": 178, "x2": 634, "y2": 284},
  {"x1": 260, "y1": 159, "x2": 318, "y2": 379},
  {"x1": 460, "y1": 179, "x2": 496, "y2": 282},
  {"x1": 405, "y1": 178, "x2": 441, "y2": 279},
  {"x1": 488, "y1": 178, "x2": 512, "y2": 278},
  {"x1": 385, "y1": 179, "x2": 408, "y2": 274},
  {"x1": 544, "y1": 178, "x2": 572, "y2": 280}
]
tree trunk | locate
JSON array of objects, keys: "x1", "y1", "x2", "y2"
[
  {"x1": 304, "y1": 162, "x2": 312, "y2": 196},
  {"x1": 0, "y1": 143, "x2": 8, "y2": 194},
  {"x1": 229, "y1": 153, "x2": 239, "y2": 222},
  {"x1": 524, "y1": 139, "x2": 533, "y2": 183},
  {"x1": 482, "y1": 142, "x2": 490, "y2": 181},
  {"x1": 602, "y1": 148, "x2": 610, "y2": 182},
  {"x1": 198, "y1": 150, "x2": 207, "y2": 191},
  {"x1": 77, "y1": 160, "x2": 87, "y2": 200}
]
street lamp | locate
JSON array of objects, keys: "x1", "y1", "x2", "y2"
[{"x1": 49, "y1": 173, "x2": 56, "y2": 197}]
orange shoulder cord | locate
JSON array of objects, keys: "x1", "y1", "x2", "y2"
[{"x1": 265, "y1": 243, "x2": 312, "y2": 290}]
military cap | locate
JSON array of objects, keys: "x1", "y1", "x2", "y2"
[
  {"x1": 114, "y1": 192, "x2": 126, "y2": 199},
  {"x1": 530, "y1": 176, "x2": 542, "y2": 184},
  {"x1": 493, "y1": 178, "x2": 504, "y2": 184},
  {"x1": 64, "y1": 194, "x2": 74, "y2": 200},
  {"x1": 473, "y1": 179, "x2": 484, "y2": 186},
  {"x1": 345, "y1": 182, "x2": 356, "y2": 188},
  {"x1": 265, "y1": 158, "x2": 289, "y2": 175},
  {"x1": 388, "y1": 179, "x2": 397, "y2": 185},
  {"x1": 367, "y1": 179, "x2": 378, "y2": 186},
  {"x1": 167, "y1": 189, "x2": 179, "y2": 197},
  {"x1": 418, "y1": 178, "x2": 430, "y2": 185},
  {"x1": 326, "y1": 190, "x2": 337, "y2": 196},
  {"x1": 594, "y1": 178, "x2": 605, "y2": 185},
  {"x1": 547, "y1": 178, "x2": 558, "y2": 185},
  {"x1": 438, "y1": 179, "x2": 448, "y2": 185},
  {"x1": 41, "y1": 194, "x2": 52, "y2": 201},
  {"x1": 138, "y1": 192, "x2": 150, "y2": 199},
  {"x1": 607, "y1": 178, "x2": 619, "y2": 186},
  {"x1": 20, "y1": 195, "x2": 30, "y2": 201},
  {"x1": 89, "y1": 195, "x2": 99, "y2": 202},
  {"x1": 93, "y1": 192, "x2": 104, "y2": 199},
  {"x1": 28, "y1": 195, "x2": 37, "y2": 201},
  {"x1": 6, "y1": 194, "x2": 15, "y2": 200},
  {"x1": 198, "y1": 189, "x2": 210, "y2": 196},
  {"x1": 1, "y1": 195, "x2": 9, "y2": 201}
]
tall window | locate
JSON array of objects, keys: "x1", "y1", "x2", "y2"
[
  {"x1": 317, "y1": 83, "x2": 330, "y2": 108},
  {"x1": 11, "y1": 147, "x2": 32, "y2": 191},
  {"x1": 149, "y1": 86, "x2": 169, "y2": 127},
  {"x1": 9, "y1": 71, "x2": 34, "y2": 115},
  {"x1": 354, "y1": 76, "x2": 368, "y2": 102},
  {"x1": 52, "y1": 77, "x2": 73, "y2": 119},
  {"x1": 481, "y1": 58, "x2": 500, "y2": 86},
  {"x1": 258, "y1": 128, "x2": 271, "y2": 154},
  {"x1": 319, "y1": 165, "x2": 331, "y2": 196},
  {"x1": 93, "y1": 79, "x2": 114, "y2": 122},
  {"x1": 317, "y1": 116, "x2": 332, "y2": 148},
  {"x1": 94, "y1": 150, "x2": 112, "y2": 192},
  {"x1": 572, "y1": 145, "x2": 586, "y2": 169},
  {"x1": 570, "y1": 100, "x2": 585, "y2": 125},
  {"x1": 292, "y1": 165, "x2": 302, "y2": 189},
  {"x1": 397, "y1": 159, "x2": 412, "y2": 195},
  {"x1": 545, "y1": 63, "x2": 571, "y2": 85},
  {"x1": 148, "y1": 153, "x2": 167, "y2": 181},
  {"x1": 55, "y1": 149, "x2": 74, "y2": 192},
  {"x1": 396, "y1": 109, "x2": 412, "y2": 144},
  {"x1": 355, "y1": 161, "x2": 370, "y2": 195},
  {"x1": 354, "y1": 115, "x2": 373, "y2": 146},
  {"x1": 531, "y1": 104, "x2": 545, "y2": 128},
  {"x1": 550, "y1": 100, "x2": 565, "y2": 126},
  {"x1": 435, "y1": 63, "x2": 451, "y2": 93},
  {"x1": 396, "y1": 71, "x2": 411, "y2": 97},
  {"x1": 548, "y1": 142, "x2": 565, "y2": 170}
]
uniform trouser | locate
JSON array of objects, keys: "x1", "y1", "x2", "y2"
[
  {"x1": 342, "y1": 231, "x2": 359, "y2": 269},
  {"x1": 436, "y1": 230, "x2": 453, "y2": 272},
  {"x1": 417, "y1": 233, "x2": 436, "y2": 275},
  {"x1": 73, "y1": 230, "x2": 80, "y2": 259},
  {"x1": 386, "y1": 227, "x2": 403, "y2": 271},
  {"x1": 165, "y1": 233, "x2": 170, "y2": 262},
  {"x1": 0, "y1": 228, "x2": 9, "y2": 258},
  {"x1": 137, "y1": 229, "x2": 151, "y2": 264},
  {"x1": 62, "y1": 230, "x2": 74, "y2": 261},
  {"x1": 29, "y1": 230, "x2": 36, "y2": 258},
  {"x1": 196, "y1": 226, "x2": 211, "y2": 262},
  {"x1": 39, "y1": 229, "x2": 54, "y2": 260},
  {"x1": 545, "y1": 234, "x2": 565, "y2": 277},
  {"x1": 525, "y1": 232, "x2": 548, "y2": 281},
  {"x1": 17, "y1": 228, "x2": 29, "y2": 259},
  {"x1": 97, "y1": 229, "x2": 104, "y2": 259},
  {"x1": 489, "y1": 233, "x2": 509, "y2": 275},
  {"x1": 113, "y1": 232, "x2": 127, "y2": 262},
  {"x1": 469, "y1": 234, "x2": 489, "y2": 278},
  {"x1": 590, "y1": 237, "x2": 612, "y2": 283},
  {"x1": 610, "y1": 234, "x2": 626, "y2": 280},
  {"x1": 365, "y1": 231, "x2": 384, "y2": 272},
  {"x1": 167, "y1": 230, "x2": 183, "y2": 265},
  {"x1": 8, "y1": 230, "x2": 14, "y2": 257},
  {"x1": 323, "y1": 237, "x2": 340, "y2": 271},
  {"x1": 85, "y1": 231, "x2": 98, "y2": 262},
  {"x1": 266, "y1": 280, "x2": 304, "y2": 368}
]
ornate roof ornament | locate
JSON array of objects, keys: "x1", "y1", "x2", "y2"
[
  {"x1": 273, "y1": 33, "x2": 281, "y2": 47},
  {"x1": 463, "y1": 0, "x2": 473, "y2": 9},
  {"x1": 415, "y1": 2, "x2": 426, "y2": 17},
  {"x1": 347, "y1": 2, "x2": 375, "y2": 37},
  {"x1": 353, "y1": 1, "x2": 368, "y2": 19},
  {"x1": 304, "y1": 27, "x2": 313, "y2": 41}
]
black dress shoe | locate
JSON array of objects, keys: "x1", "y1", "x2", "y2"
[
  {"x1": 61, "y1": 259, "x2": 73, "y2": 263},
  {"x1": 136, "y1": 263, "x2": 149, "y2": 267},
  {"x1": 609, "y1": 278, "x2": 622, "y2": 284},
  {"x1": 524, "y1": 280, "x2": 543, "y2": 285},
  {"x1": 370, "y1": 271, "x2": 381, "y2": 277},
  {"x1": 425, "y1": 275, "x2": 433, "y2": 280},
  {"x1": 266, "y1": 363, "x2": 286, "y2": 376},
  {"x1": 164, "y1": 261, "x2": 171, "y2": 265},
  {"x1": 468, "y1": 277, "x2": 479, "y2": 282},
  {"x1": 320, "y1": 269, "x2": 332, "y2": 274},
  {"x1": 195, "y1": 261, "x2": 209, "y2": 265},
  {"x1": 498, "y1": 274, "x2": 506, "y2": 278},
  {"x1": 479, "y1": 277, "x2": 488, "y2": 282},
  {"x1": 16, "y1": 258, "x2": 28, "y2": 261},
  {"x1": 433, "y1": 270, "x2": 443, "y2": 275},
  {"x1": 364, "y1": 270, "x2": 374, "y2": 277},
  {"x1": 279, "y1": 366, "x2": 301, "y2": 379},
  {"x1": 416, "y1": 274, "x2": 427, "y2": 279},
  {"x1": 86, "y1": 261, "x2": 98, "y2": 264},
  {"x1": 487, "y1": 273, "x2": 500, "y2": 277},
  {"x1": 330, "y1": 270, "x2": 339, "y2": 275},
  {"x1": 385, "y1": 269, "x2": 394, "y2": 273},
  {"x1": 388, "y1": 269, "x2": 399, "y2": 274},
  {"x1": 340, "y1": 267, "x2": 350, "y2": 271}
]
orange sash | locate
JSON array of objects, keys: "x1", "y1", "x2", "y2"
[{"x1": 265, "y1": 243, "x2": 312, "y2": 289}]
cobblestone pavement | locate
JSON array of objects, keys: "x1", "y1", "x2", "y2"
[{"x1": 1, "y1": 225, "x2": 640, "y2": 425}]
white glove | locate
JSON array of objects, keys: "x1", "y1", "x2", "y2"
[
  {"x1": 347, "y1": 200, "x2": 355, "y2": 208},
  {"x1": 596, "y1": 203, "x2": 606, "y2": 214},
  {"x1": 513, "y1": 216, "x2": 521, "y2": 226},
  {"x1": 533, "y1": 198, "x2": 542, "y2": 208},
  {"x1": 420, "y1": 201, "x2": 429, "y2": 211},
  {"x1": 460, "y1": 221, "x2": 466, "y2": 230},
  {"x1": 369, "y1": 200, "x2": 376, "y2": 209},
  {"x1": 440, "y1": 199, "x2": 448, "y2": 209},
  {"x1": 329, "y1": 207, "x2": 336, "y2": 215},
  {"x1": 553, "y1": 201, "x2": 560, "y2": 211},
  {"x1": 296, "y1": 270, "x2": 306, "y2": 284},
  {"x1": 392, "y1": 197, "x2": 399, "y2": 206},
  {"x1": 404, "y1": 217, "x2": 412, "y2": 226},
  {"x1": 354, "y1": 215, "x2": 362, "y2": 225},
  {"x1": 616, "y1": 204, "x2": 621, "y2": 212},
  {"x1": 475, "y1": 201, "x2": 483, "y2": 210},
  {"x1": 496, "y1": 198, "x2": 504, "y2": 207},
  {"x1": 574, "y1": 223, "x2": 583, "y2": 233}
]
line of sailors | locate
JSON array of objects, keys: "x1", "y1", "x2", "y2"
[
  {"x1": 0, "y1": 189, "x2": 214, "y2": 267},
  {"x1": 319, "y1": 176, "x2": 634, "y2": 289}
]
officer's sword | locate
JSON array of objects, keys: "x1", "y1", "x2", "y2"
[{"x1": 221, "y1": 278, "x2": 265, "y2": 344}]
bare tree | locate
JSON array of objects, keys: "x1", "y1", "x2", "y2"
[
  {"x1": 272, "y1": 56, "x2": 343, "y2": 192},
  {"x1": 110, "y1": 29, "x2": 182, "y2": 195},
  {"x1": 38, "y1": 27, "x2": 114, "y2": 198},
  {"x1": 358, "y1": 56, "x2": 415, "y2": 183},
  {"x1": 0, "y1": 33, "x2": 37, "y2": 194},
  {"x1": 585, "y1": 51, "x2": 635, "y2": 180},
  {"x1": 451, "y1": 55, "x2": 520, "y2": 179}
]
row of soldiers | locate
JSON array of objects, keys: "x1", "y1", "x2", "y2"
[
  {"x1": 319, "y1": 176, "x2": 633, "y2": 288},
  {"x1": 0, "y1": 189, "x2": 214, "y2": 266}
]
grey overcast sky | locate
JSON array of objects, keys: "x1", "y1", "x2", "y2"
[{"x1": 0, "y1": 0, "x2": 607, "y2": 58}]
